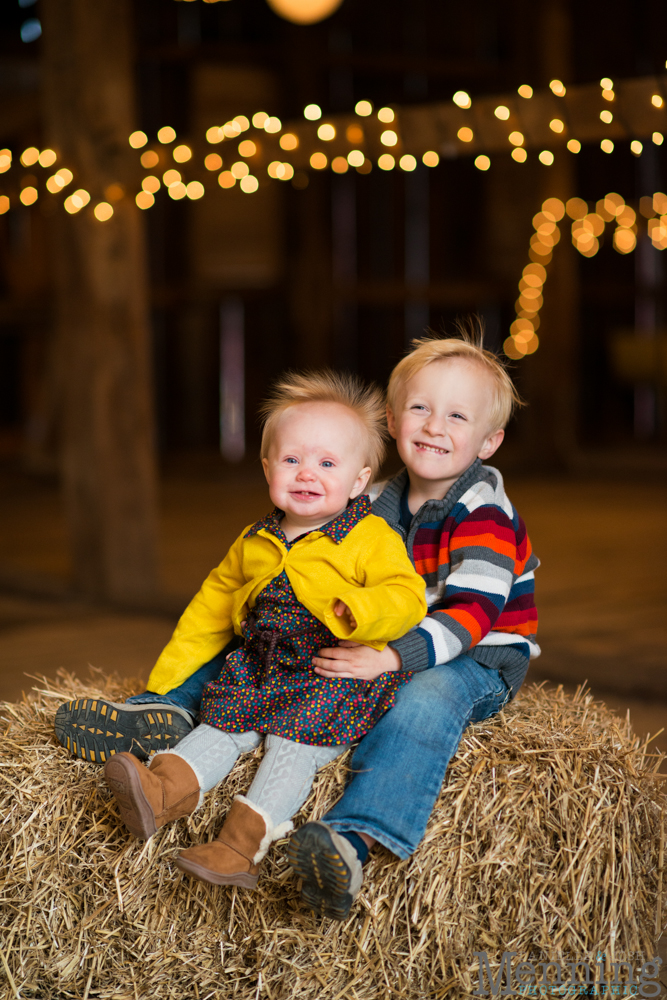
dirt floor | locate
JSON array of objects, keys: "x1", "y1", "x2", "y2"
[{"x1": 0, "y1": 458, "x2": 665, "y2": 770}]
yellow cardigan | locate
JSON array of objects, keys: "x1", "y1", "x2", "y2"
[{"x1": 147, "y1": 513, "x2": 427, "y2": 695}]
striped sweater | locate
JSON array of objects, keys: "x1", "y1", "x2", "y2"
[{"x1": 370, "y1": 459, "x2": 540, "y2": 697}]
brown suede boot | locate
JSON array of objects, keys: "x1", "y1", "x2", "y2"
[
  {"x1": 104, "y1": 751, "x2": 201, "y2": 840},
  {"x1": 175, "y1": 795, "x2": 292, "y2": 889}
]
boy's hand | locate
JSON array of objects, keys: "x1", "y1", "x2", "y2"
[
  {"x1": 313, "y1": 641, "x2": 401, "y2": 680},
  {"x1": 333, "y1": 600, "x2": 358, "y2": 630}
]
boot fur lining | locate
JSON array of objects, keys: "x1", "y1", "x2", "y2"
[{"x1": 234, "y1": 794, "x2": 294, "y2": 863}]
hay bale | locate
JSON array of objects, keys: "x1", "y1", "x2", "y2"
[{"x1": 0, "y1": 671, "x2": 664, "y2": 1000}]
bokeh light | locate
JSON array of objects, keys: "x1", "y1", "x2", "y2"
[
  {"x1": 355, "y1": 100, "x2": 372, "y2": 116},
  {"x1": 422, "y1": 151, "x2": 439, "y2": 167},
  {"x1": 517, "y1": 85, "x2": 533, "y2": 99},
  {"x1": 205, "y1": 153, "x2": 223, "y2": 171},
  {"x1": 93, "y1": 202, "x2": 113, "y2": 221},
  {"x1": 452, "y1": 91, "x2": 471, "y2": 109},
  {"x1": 378, "y1": 153, "x2": 395, "y2": 170},
  {"x1": 304, "y1": 105, "x2": 322, "y2": 121},
  {"x1": 279, "y1": 134, "x2": 298, "y2": 150},
  {"x1": 129, "y1": 131, "x2": 148, "y2": 149},
  {"x1": 157, "y1": 126, "x2": 176, "y2": 144},
  {"x1": 474, "y1": 155, "x2": 490, "y2": 171},
  {"x1": 173, "y1": 145, "x2": 192, "y2": 163},
  {"x1": 317, "y1": 124, "x2": 336, "y2": 141},
  {"x1": 310, "y1": 152, "x2": 327, "y2": 169}
]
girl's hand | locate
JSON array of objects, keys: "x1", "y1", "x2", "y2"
[
  {"x1": 313, "y1": 640, "x2": 401, "y2": 680},
  {"x1": 333, "y1": 600, "x2": 358, "y2": 630}
]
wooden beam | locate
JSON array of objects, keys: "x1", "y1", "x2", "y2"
[{"x1": 40, "y1": 0, "x2": 160, "y2": 602}]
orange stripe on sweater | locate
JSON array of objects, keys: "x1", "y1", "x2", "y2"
[
  {"x1": 450, "y1": 532, "x2": 516, "y2": 560},
  {"x1": 446, "y1": 608, "x2": 484, "y2": 645}
]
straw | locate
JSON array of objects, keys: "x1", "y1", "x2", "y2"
[{"x1": 0, "y1": 670, "x2": 664, "y2": 999}]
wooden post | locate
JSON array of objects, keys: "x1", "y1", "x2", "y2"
[
  {"x1": 518, "y1": 0, "x2": 580, "y2": 468},
  {"x1": 40, "y1": 0, "x2": 159, "y2": 601}
]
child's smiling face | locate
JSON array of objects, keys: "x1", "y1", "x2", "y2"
[
  {"x1": 387, "y1": 359, "x2": 505, "y2": 500},
  {"x1": 262, "y1": 402, "x2": 372, "y2": 537}
]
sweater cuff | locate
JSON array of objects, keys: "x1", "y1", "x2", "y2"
[{"x1": 389, "y1": 630, "x2": 431, "y2": 673}]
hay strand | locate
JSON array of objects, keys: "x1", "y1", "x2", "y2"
[{"x1": 0, "y1": 670, "x2": 664, "y2": 999}]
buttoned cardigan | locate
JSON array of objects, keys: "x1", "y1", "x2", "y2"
[{"x1": 147, "y1": 502, "x2": 427, "y2": 695}]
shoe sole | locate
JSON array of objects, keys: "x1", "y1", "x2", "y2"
[
  {"x1": 103, "y1": 755, "x2": 158, "y2": 839},
  {"x1": 54, "y1": 698, "x2": 193, "y2": 763},
  {"x1": 175, "y1": 855, "x2": 258, "y2": 889},
  {"x1": 287, "y1": 824, "x2": 355, "y2": 921}
]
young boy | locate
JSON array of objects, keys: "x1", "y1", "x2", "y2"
[
  {"x1": 287, "y1": 332, "x2": 539, "y2": 918},
  {"x1": 55, "y1": 332, "x2": 538, "y2": 920}
]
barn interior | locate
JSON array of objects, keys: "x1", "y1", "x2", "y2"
[{"x1": 0, "y1": 0, "x2": 665, "y2": 759}]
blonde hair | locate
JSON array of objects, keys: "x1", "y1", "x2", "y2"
[
  {"x1": 259, "y1": 369, "x2": 388, "y2": 480},
  {"x1": 387, "y1": 320, "x2": 523, "y2": 431}
]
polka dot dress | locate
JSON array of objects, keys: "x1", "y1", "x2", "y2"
[{"x1": 201, "y1": 498, "x2": 413, "y2": 747}]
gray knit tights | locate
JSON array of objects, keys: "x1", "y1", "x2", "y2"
[{"x1": 168, "y1": 723, "x2": 347, "y2": 827}]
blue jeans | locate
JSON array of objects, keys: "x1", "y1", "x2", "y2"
[
  {"x1": 126, "y1": 638, "x2": 242, "y2": 720},
  {"x1": 324, "y1": 655, "x2": 510, "y2": 859}
]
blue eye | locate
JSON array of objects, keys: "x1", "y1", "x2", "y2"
[
  {"x1": 321, "y1": 460, "x2": 334, "y2": 468},
  {"x1": 285, "y1": 457, "x2": 298, "y2": 464}
]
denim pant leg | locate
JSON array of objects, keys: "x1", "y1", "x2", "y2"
[
  {"x1": 125, "y1": 636, "x2": 243, "y2": 720},
  {"x1": 324, "y1": 655, "x2": 510, "y2": 859}
]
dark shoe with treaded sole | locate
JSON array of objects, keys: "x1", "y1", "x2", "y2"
[
  {"x1": 54, "y1": 698, "x2": 194, "y2": 764},
  {"x1": 287, "y1": 821, "x2": 363, "y2": 921}
]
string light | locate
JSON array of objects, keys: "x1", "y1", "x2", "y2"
[
  {"x1": 0, "y1": 195, "x2": 10, "y2": 214},
  {"x1": 142, "y1": 176, "x2": 161, "y2": 193},
  {"x1": 20, "y1": 147, "x2": 39, "y2": 167},
  {"x1": 157, "y1": 127, "x2": 177, "y2": 144},
  {"x1": 452, "y1": 91, "x2": 471, "y2": 109},
  {"x1": 507, "y1": 190, "x2": 666, "y2": 359},
  {"x1": 93, "y1": 202, "x2": 113, "y2": 221},
  {"x1": 4, "y1": 77, "x2": 666, "y2": 219},
  {"x1": 136, "y1": 191, "x2": 153, "y2": 209},
  {"x1": 240, "y1": 175, "x2": 258, "y2": 193},
  {"x1": 19, "y1": 186, "x2": 38, "y2": 206}
]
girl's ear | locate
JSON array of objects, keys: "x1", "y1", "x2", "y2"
[
  {"x1": 386, "y1": 405, "x2": 397, "y2": 439},
  {"x1": 478, "y1": 428, "x2": 504, "y2": 460},
  {"x1": 349, "y1": 466, "x2": 372, "y2": 498},
  {"x1": 261, "y1": 457, "x2": 270, "y2": 483}
]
